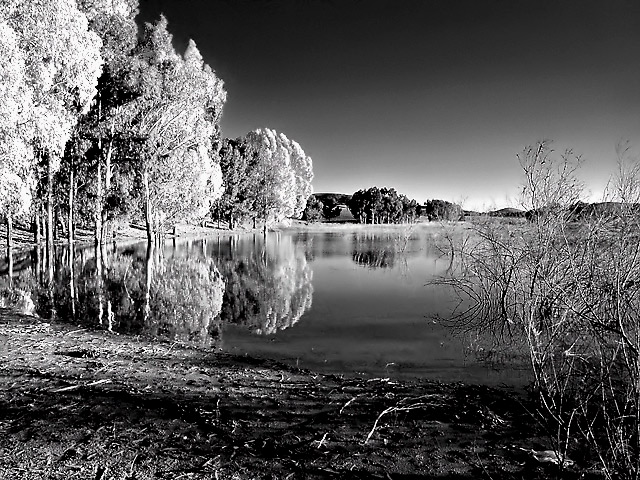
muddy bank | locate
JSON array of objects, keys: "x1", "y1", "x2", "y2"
[{"x1": 0, "y1": 309, "x2": 586, "y2": 479}]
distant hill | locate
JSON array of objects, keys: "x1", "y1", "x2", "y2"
[
  {"x1": 314, "y1": 193, "x2": 352, "y2": 206},
  {"x1": 571, "y1": 201, "x2": 640, "y2": 217},
  {"x1": 481, "y1": 202, "x2": 640, "y2": 220}
]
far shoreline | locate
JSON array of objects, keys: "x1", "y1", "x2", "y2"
[{"x1": 2, "y1": 218, "x2": 474, "y2": 253}]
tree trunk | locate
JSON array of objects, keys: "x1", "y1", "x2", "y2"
[
  {"x1": 105, "y1": 137, "x2": 112, "y2": 191},
  {"x1": 96, "y1": 243, "x2": 104, "y2": 325},
  {"x1": 263, "y1": 209, "x2": 268, "y2": 236},
  {"x1": 68, "y1": 166, "x2": 74, "y2": 247},
  {"x1": 40, "y1": 205, "x2": 46, "y2": 246},
  {"x1": 33, "y1": 213, "x2": 39, "y2": 245},
  {"x1": 35, "y1": 212, "x2": 41, "y2": 245},
  {"x1": 143, "y1": 169, "x2": 153, "y2": 244},
  {"x1": 35, "y1": 243, "x2": 42, "y2": 285},
  {"x1": 95, "y1": 93, "x2": 103, "y2": 246},
  {"x1": 46, "y1": 163, "x2": 54, "y2": 315},
  {"x1": 6, "y1": 214, "x2": 13, "y2": 288},
  {"x1": 7, "y1": 248, "x2": 13, "y2": 289},
  {"x1": 154, "y1": 212, "x2": 161, "y2": 245},
  {"x1": 100, "y1": 137, "x2": 113, "y2": 243}
]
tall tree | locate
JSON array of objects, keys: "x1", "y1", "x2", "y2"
[
  {"x1": 76, "y1": 0, "x2": 140, "y2": 244},
  {"x1": 215, "y1": 137, "x2": 256, "y2": 229},
  {"x1": 245, "y1": 128, "x2": 296, "y2": 233},
  {"x1": 3, "y1": 0, "x2": 103, "y2": 261},
  {"x1": 0, "y1": 20, "x2": 32, "y2": 251},
  {"x1": 281, "y1": 133, "x2": 314, "y2": 218},
  {"x1": 122, "y1": 17, "x2": 226, "y2": 242}
]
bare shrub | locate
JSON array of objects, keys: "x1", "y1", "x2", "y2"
[{"x1": 441, "y1": 141, "x2": 640, "y2": 478}]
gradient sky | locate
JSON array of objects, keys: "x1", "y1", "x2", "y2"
[{"x1": 137, "y1": 0, "x2": 640, "y2": 211}]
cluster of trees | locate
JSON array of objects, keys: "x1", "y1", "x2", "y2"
[
  {"x1": 301, "y1": 193, "x2": 346, "y2": 222},
  {"x1": 1, "y1": 1, "x2": 223, "y2": 251},
  {"x1": 348, "y1": 187, "x2": 419, "y2": 224},
  {"x1": 212, "y1": 129, "x2": 313, "y2": 233},
  {"x1": 1, "y1": 0, "x2": 314, "y2": 257},
  {"x1": 301, "y1": 190, "x2": 465, "y2": 224},
  {"x1": 421, "y1": 199, "x2": 463, "y2": 221}
]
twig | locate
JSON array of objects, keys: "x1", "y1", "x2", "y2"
[
  {"x1": 52, "y1": 379, "x2": 111, "y2": 393},
  {"x1": 128, "y1": 452, "x2": 139, "y2": 478},
  {"x1": 339, "y1": 396, "x2": 358, "y2": 415},
  {"x1": 66, "y1": 328, "x2": 87, "y2": 335},
  {"x1": 94, "y1": 465, "x2": 106, "y2": 480},
  {"x1": 364, "y1": 406, "x2": 396, "y2": 444},
  {"x1": 315, "y1": 432, "x2": 329, "y2": 448},
  {"x1": 364, "y1": 397, "x2": 441, "y2": 444}
]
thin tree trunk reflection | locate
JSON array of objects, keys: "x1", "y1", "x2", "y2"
[
  {"x1": 144, "y1": 242, "x2": 154, "y2": 324},
  {"x1": 7, "y1": 248, "x2": 13, "y2": 289},
  {"x1": 96, "y1": 243, "x2": 104, "y2": 326},
  {"x1": 69, "y1": 242, "x2": 76, "y2": 319}
]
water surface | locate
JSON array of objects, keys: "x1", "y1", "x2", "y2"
[{"x1": 0, "y1": 226, "x2": 530, "y2": 385}]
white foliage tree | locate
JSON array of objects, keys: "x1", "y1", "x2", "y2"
[
  {"x1": 0, "y1": 21, "x2": 32, "y2": 228},
  {"x1": 245, "y1": 128, "x2": 313, "y2": 232},
  {"x1": 0, "y1": 0, "x2": 102, "y2": 250},
  {"x1": 4, "y1": 0, "x2": 102, "y2": 155},
  {"x1": 123, "y1": 18, "x2": 226, "y2": 241},
  {"x1": 283, "y1": 134, "x2": 313, "y2": 218}
]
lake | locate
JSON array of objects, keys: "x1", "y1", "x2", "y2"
[{"x1": 0, "y1": 225, "x2": 530, "y2": 385}]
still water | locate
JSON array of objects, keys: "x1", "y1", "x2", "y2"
[{"x1": 0, "y1": 226, "x2": 530, "y2": 385}]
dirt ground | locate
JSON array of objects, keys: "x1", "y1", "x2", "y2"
[{"x1": 0, "y1": 308, "x2": 591, "y2": 480}]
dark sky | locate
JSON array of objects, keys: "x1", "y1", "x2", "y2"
[{"x1": 137, "y1": 0, "x2": 640, "y2": 209}]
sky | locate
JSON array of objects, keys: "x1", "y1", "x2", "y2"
[{"x1": 137, "y1": 0, "x2": 640, "y2": 211}]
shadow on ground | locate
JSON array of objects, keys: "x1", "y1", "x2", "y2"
[{"x1": 0, "y1": 310, "x2": 584, "y2": 479}]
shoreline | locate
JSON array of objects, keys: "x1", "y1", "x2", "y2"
[
  {"x1": 0, "y1": 308, "x2": 582, "y2": 479},
  {"x1": 1, "y1": 219, "x2": 472, "y2": 253}
]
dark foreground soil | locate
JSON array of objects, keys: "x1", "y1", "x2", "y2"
[{"x1": 0, "y1": 308, "x2": 588, "y2": 479}]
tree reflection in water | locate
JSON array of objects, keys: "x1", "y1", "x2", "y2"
[
  {"x1": 1, "y1": 242, "x2": 225, "y2": 347},
  {"x1": 140, "y1": 244, "x2": 225, "y2": 345},
  {"x1": 213, "y1": 234, "x2": 313, "y2": 335},
  {"x1": 351, "y1": 232, "x2": 397, "y2": 269},
  {"x1": 1, "y1": 233, "x2": 314, "y2": 343}
]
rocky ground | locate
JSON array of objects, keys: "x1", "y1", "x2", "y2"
[{"x1": 0, "y1": 308, "x2": 593, "y2": 479}]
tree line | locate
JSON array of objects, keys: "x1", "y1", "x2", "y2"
[
  {"x1": 302, "y1": 189, "x2": 463, "y2": 224},
  {"x1": 0, "y1": 0, "x2": 314, "y2": 256}
]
